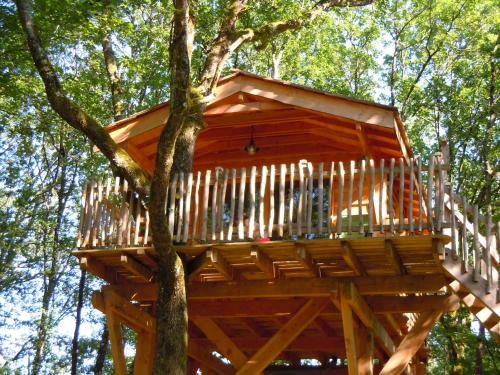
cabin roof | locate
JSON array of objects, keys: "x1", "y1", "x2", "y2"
[{"x1": 106, "y1": 70, "x2": 412, "y2": 173}]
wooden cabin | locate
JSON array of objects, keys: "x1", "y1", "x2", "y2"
[{"x1": 74, "y1": 71, "x2": 499, "y2": 375}]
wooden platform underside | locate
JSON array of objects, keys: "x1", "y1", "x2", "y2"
[{"x1": 74, "y1": 235, "x2": 456, "y2": 371}]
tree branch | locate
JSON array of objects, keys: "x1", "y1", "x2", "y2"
[
  {"x1": 101, "y1": 0, "x2": 125, "y2": 121},
  {"x1": 15, "y1": 0, "x2": 149, "y2": 195}
]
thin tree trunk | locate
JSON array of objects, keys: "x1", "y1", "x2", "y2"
[
  {"x1": 475, "y1": 324, "x2": 485, "y2": 374},
  {"x1": 71, "y1": 269, "x2": 86, "y2": 375},
  {"x1": 93, "y1": 325, "x2": 109, "y2": 375}
]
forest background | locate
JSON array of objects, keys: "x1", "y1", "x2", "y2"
[{"x1": 0, "y1": 0, "x2": 499, "y2": 374}]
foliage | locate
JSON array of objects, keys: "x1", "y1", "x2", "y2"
[{"x1": 0, "y1": 0, "x2": 498, "y2": 373}]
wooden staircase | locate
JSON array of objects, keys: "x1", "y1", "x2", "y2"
[{"x1": 441, "y1": 190, "x2": 499, "y2": 342}]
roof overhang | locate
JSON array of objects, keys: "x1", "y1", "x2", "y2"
[{"x1": 105, "y1": 71, "x2": 412, "y2": 173}]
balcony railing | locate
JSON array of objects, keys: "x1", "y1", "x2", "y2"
[{"x1": 76, "y1": 155, "x2": 498, "y2": 290}]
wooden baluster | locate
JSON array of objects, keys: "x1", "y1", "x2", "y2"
[
  {"x1": 101, "y1": 177, "x2": 112, "y2": 246},
  {"x1": 133, "y1": 193, "x2": 142, "y2": 246},
  {"x1": 347, "y1": 160, "x2": 354, "y2": 235},
  {"x1": 191, "y1": 171, "x2": 201, "y2": 241},
  {"x1": 183, "y1": 173, "x2": 194, "y2": 243},
  {"x1": 328, "y1": 162, "x2": 334, "y2": 237},
  {"x1": 317, "y1": 162, "x2": 324, "y2": 235},
  {"x1": 211, "y1": 169, "x2": 219, "y2": 241},
  {"x1": 219, "y1": 170, "x2": 228, "y2": 241},
  {"x1": 409, "y1": 158, "x2": 414, "y2": 234},
  {"x1": 237, "y1": 168, "x2": 246, "y2": 240},
  {"x1": 398, "y1": 158, "x2": 404, "y2": 234},
  {"x1": 176, "y1": 172, "x2": 185, "y2": 243},
  {"x1": 485, "y1": 206, "x2": 492, "y2": 292},
  {"x1": 307, "y1": 162, "x2": 314, "y2": 235},
  {"x1": 298, "y1": 163, "x2": 305, "y2": 237},
  {"x1": 358, "y1": 159, "x2": 366, "y2": 234},
  {"x1": 336, "y1": 161, "x2": 345, "y2": 236},
  {"x1": 368, "y1": 159, "x2": 375, "y2": 235},
  {"x1": 77, "y1": 181, "x2": 89, "y2": 248},
  {"x1": 259, "y1": 165, "x2": 268, "y2": 239},
  {"x1": 126, "y1": 188, "x2": 134, "y2": 246},
  {"x1": 427, "y1": 156, "x2": 435, "y2": 232},
  {"x1": 117, "y1": 179, "x2": 128, "y2": 246},
  {"x1": 473, "y1": 205, "x2": 480, "y2": 281},
  {"x1": 279, "y1": 164, "x2": 286, "y2": 238},
  {"x1": 201, "y1": 170, "x2": 211, "y2": 242},
  {"x1": 288, "y1": 163, "x2": 295, "y2": 236},
  {"x1": 379, "y1": 159, "x2": 385, "y2": 233},
  {"x1": 436, "y1": 154, "x2": 444, "y2": 233},
  {"x1": 92, "y1": 180, "x2": 103, "y2": 247},
  {"x1": 143, "y1": 209, "x2": 150, "y2": 246},
  {"x1": 227, "y1": 169, "x2": 236, "y2": 241},
  {"x1": 168, "y1": 175, "x2": 178, "y2": 238},
  {"x1": 249, "y1": 166, "x2": 257, "y2": 239},
  {"x1": 417, "y1": 158, "x2": 423, "y2": 233},
  {"x1": 109, "y1": 177, "x2": 120, "y2": 245},
  {"x1": 462, "y1": 196, "x2": 468, "y2": 272},
  {"x1": 269, "y1": 164, "x2": 276, "y2": 238},
  {"x1": 450, "y1": 190, "x2": 457, "y2": 259},
  {"x1": 388, "y1": 159, "x2": 395, "y2": 233}
]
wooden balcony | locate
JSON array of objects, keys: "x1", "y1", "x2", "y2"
[{"x1": 74, "y1": 154, "x2": 499, "y2": 374}]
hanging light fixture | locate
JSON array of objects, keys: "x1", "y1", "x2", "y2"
[{"x1": 244, "y1": 125, "x2": 259, "y2": 155}]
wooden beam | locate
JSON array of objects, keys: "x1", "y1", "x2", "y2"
[
  {"x1": 187, "y1": 295, "x2": 458, "y2": 318},
  {"x1": 355, "y1": 122, "x2": 373, "y2": 158},
  {"x1": 188, "y1": 249, "x2": 233, "y2": 281},
  {"x1": 365, "y1": 295, "x2": 459, "y2": 313},
  {"x1": 120, "y1": 255, "x2": 154, "y2": 282},
  {"x1": 384, "y1": 240, "x2": 406, "y2": 275},
  {"x1": 294, "y1": 244, "x2": 318, "y2": 275},
  {"x1": 235, "y1": 298, "x2": 330, "y2": 374},
  {"x1": 93, "y1": 289, "x2": 155, "y2": 333},
  {"x1": 107, "y1": 274, "x2": 448, "y2": 302},
  {"x1": 188, "y1": 340, "x2": 233, "y2": 375},
  {"x1": 250, "y1": 246, "x2": 275, "y2": 278},
  {"x1": 342, "y1": 282, "x2": 396, "y2": 356},
  {"x1": 190, "y1": 316, "x2": 248, "y2": 369},
  {"x1": 379, "y1": 310, "x2": 442, "y2": 375},
  {"x1": 340, "y1": 293, "x2": 358, "y2": 375},
  {"x1": 191, "y1": 336, "x2": 346, "y2": 354},
  {"x1": 341, "y1": 241, "x2": 367, "y2": 276}
]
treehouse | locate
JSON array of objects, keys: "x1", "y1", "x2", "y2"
[{"x1": 74, "y1": 71, "x2": 499, "y2": 375}]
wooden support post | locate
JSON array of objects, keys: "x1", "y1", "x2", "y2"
[
  {"x1": 133, "y1": 331, "x2": 154, "y2": 375},
  {"x1": 105, "y1": 308, "x2": 127, "y2": 375},
  {"x1": 341, "y1": 292, "x2": 358, "y2": 375},
  {"x1": 235, "y1": 298, "x2": 329, "y2": 374},
  {"x1": 357, "y1": 326, "x2": 374, "y2": 375},
  {"x1": 342, "y1": 281, "x2": 396, "y2": 356}
]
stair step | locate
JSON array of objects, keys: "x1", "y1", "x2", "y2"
[{"x1": 443, "y1": 257, "x2": 500, "y2": 317}]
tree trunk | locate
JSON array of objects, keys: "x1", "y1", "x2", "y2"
[
  {"x1": 71, "y1": 269, "x2": 86, "y2": 375},
  {"x1": 475, "y1": 325, "x2": 485, "y2": 374},
  {"x1": 93, "y1": 325, "x2": 109, "y2": 375}
]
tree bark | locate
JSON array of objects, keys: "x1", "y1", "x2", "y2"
[{"x1": 93, "y1": 325, "x2": 109, "y2": 375}]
